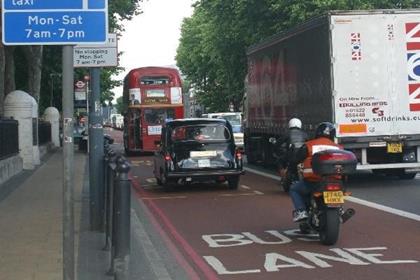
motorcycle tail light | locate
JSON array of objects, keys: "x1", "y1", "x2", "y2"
[
  {"x1": 236, "y1": 150, "x2": 242, "y2": 160},
  {"x1": 164, "y1": 154, "x2": 171, "y2": 161},
  {"x1": 325, "y1": 184, "x2": 341, "y2": 191}
]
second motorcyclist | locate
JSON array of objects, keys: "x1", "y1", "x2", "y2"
[{"x1": 274, "y1": 118, "x2": 308, "y2": 191}]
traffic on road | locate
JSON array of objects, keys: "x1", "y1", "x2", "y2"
[{"x1": 107, "y1": 128, "x2": 420, "y2": 280}]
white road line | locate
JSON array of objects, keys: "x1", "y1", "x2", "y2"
[
  {"x1": 244, "y1": 167, "x2": 281, "y2": 181},
  {"x1": 240, "y1": 185, "x2": 251, "y2": 190},
  {"x1": 346, "y1": 196, "x2": 420, "y2": 222},
  {"x1": 254, "y1": 190, "x2": 264, "y2": 195},
  {"x1": 245, "y1": 166, "x2": 420, "y2": 222},
  {"x1": 131, "y1": 210, "x2": 173, "y2": 280}
]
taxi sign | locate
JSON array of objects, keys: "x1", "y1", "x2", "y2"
[{"x1": 2, "y1": 0, "x2": 108, "y2": 45}]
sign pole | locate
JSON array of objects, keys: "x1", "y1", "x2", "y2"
[
  {"x1": 89, "y1": 67, "x2": 104, "y2": 231},
  {"x1": 62, "y1": 45, "x2": 75, "y2": 280}
]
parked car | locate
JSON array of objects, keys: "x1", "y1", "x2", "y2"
[{"x1": 153, "y1": 118, "x2": 243, "y2": 189}]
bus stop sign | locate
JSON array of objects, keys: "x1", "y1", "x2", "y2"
[{"x1": 2, "y1": 0, "x2": 108, "y2": 45}]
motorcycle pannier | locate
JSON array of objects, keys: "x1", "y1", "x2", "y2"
[{"x1": 312, "y1": 149, "x2": 357, "y2": 176}]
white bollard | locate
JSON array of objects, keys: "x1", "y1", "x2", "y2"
[
  {"x1": 43, "y1": 107, "x2": 60, "y2": 148},
  {"x1": 4, "y1": 91, "x2": 35, "y2": 170}
]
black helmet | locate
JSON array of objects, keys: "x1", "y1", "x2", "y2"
[{"x1": 315, "y1": 122, "x2": 336, "y2": 140}]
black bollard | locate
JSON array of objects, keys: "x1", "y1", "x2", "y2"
[
  {"x1": 112, "y1": 159, "x2": 131, "y2": 280},
  {"x1": 109, "y1": 155, "x2": 127, "y2": 276},
  {"x1": 104, "y1": 149, "x2": 116, "y2": 251}
]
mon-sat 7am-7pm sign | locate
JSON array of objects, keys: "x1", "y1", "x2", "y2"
[{"x1": 2, "y1": 0, "x2": 108, "y2": 45}]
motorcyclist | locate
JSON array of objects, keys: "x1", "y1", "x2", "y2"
[
  {"x1": 275, "y1": 118, "x2": 308, "y2": 180},
  {"x1": 289, "y1": 122, "x2": 342, "y2": 222}
]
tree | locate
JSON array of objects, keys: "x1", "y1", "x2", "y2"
[
  {"x1": 177, "y1": 0, "x2": 420, "y2": 112},
  {"x1": 115, "y1": 96, "x2": 124, "y2": 114}
]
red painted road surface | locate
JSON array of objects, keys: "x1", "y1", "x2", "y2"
[{"x1": 107, "y1": 129, "x2": 420, "y2": 280}]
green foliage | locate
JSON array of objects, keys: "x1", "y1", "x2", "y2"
[
  {"x1": 115, "y1": 96, "x2": 124, "y2": 114},
  {"x1": 176, "y1": 0, "x2": 419, "y2": 112},
  {"x1": 109, "y1": 0, "x2": 143, "y2": 32}
]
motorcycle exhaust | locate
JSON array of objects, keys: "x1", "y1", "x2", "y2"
[{"x1": 341, "y1": 208, "x2": 355, "y2": 223}]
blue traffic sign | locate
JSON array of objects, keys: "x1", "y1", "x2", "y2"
[
  {"x1": 2, "y1": 0, "x2": 108, "y2": 45},
  {"x1": 3, "y1": 0, "x2": 105, "y2": 10}
]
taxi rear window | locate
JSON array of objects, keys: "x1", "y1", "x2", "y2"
[{"x1": 171, "y1": 124, "x2": 231, "y2": 142}]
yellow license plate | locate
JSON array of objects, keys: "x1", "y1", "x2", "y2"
[
  {"x1": 387, "y1": 142, "x2": 402, "y2": 153},
  {"x1": 323, "y1": 191, "x2": 344, "y2": 204}
]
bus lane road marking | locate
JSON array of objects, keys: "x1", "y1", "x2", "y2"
[
  {"x1": 201, "y1": 229, "x2": 418, "y2": 275},
  {"x1": 244, "y1": 166, "x2": 420, "y2": 222}
]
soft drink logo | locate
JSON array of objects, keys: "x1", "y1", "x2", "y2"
[
  {"x1": 405, "y1": 22, "x2": 420, "y2": 112},
  {"x1": 351, "y1": 33, "x2": 362, "y2": 61}
]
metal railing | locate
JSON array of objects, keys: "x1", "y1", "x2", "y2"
[
  {"x1": 38, "y1": 120, "x2": 51, "y2": 145},
  {"x1": 0, "y1": 118, "x2": 19, "y2": 160},
  {"x1": 103, "y1": 143, "x2": 131, "y2": 280}
]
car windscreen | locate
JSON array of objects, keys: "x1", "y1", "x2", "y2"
[{"x1": 170, "y1": 123, "x2": 231, "y2": 143}]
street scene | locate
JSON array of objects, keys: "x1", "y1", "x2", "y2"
[{"x1": 0, "y1": 0, "x2": 420, "y2": 280}]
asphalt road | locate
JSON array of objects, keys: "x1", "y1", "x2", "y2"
[{"x1": 106, "y1": 128, "x2": 420, "y2": 280}]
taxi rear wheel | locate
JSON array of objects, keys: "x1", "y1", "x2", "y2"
[{"x1": 228, "y1": 176, "x2": 239, "y2": 189}]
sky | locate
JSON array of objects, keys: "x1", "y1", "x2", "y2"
[{"x1": 113, "y1": 0, "x2": 195, "y2": 100}]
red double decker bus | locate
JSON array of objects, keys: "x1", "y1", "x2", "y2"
[{"x1": 123, "y1": 67, "x2": 184, "y2": 154}]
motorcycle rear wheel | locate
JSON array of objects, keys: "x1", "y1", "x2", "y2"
[{"x1": 319, "y1": 208, "x2": 340, "y2": 245}]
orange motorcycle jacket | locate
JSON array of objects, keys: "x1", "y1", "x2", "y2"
[{"x1": 302, "y1": 137, "x2": 343, "y2": 182}]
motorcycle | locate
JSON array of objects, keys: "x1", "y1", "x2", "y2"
[
  {"x1": 299, "y1": 149, "x2": 357, "y2": 245},
  {"x1": 268, "y1": 137, "x2": 302, "y2": 192}
]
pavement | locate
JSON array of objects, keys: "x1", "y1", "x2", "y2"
[
  {"x1": 0, "y1": 144, "x2": 191, "y2": 280},
  {"x1": 0, "y1": 148, "x2": 111, "y2": 280}
]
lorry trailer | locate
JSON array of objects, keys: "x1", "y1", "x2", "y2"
[{"x1": 244, "y1": 10, "x2": 420, "y2": 178}]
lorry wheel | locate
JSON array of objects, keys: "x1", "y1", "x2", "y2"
[{"x1": 319, "y1": 208, "x2": 340, "y2": 245}]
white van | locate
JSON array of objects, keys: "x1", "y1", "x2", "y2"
[{"x1": 206, "y1": 112, "x2": 243, "y2": 149}]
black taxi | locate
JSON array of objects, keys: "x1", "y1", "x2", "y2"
[{"x1": 153, "y1": 118, "x2": 243, "y2": 189}]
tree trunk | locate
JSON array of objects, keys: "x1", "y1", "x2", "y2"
[
  {"x1": 4, "y1": 46, "x2": 16, "y2": 96},
  {"x1": 22, "y1": 46, "x2": 43, "y2": 103}
]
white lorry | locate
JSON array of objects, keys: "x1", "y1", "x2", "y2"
[{"x1": 244, "y1": 10, "x2": 420, "y2": 178}]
